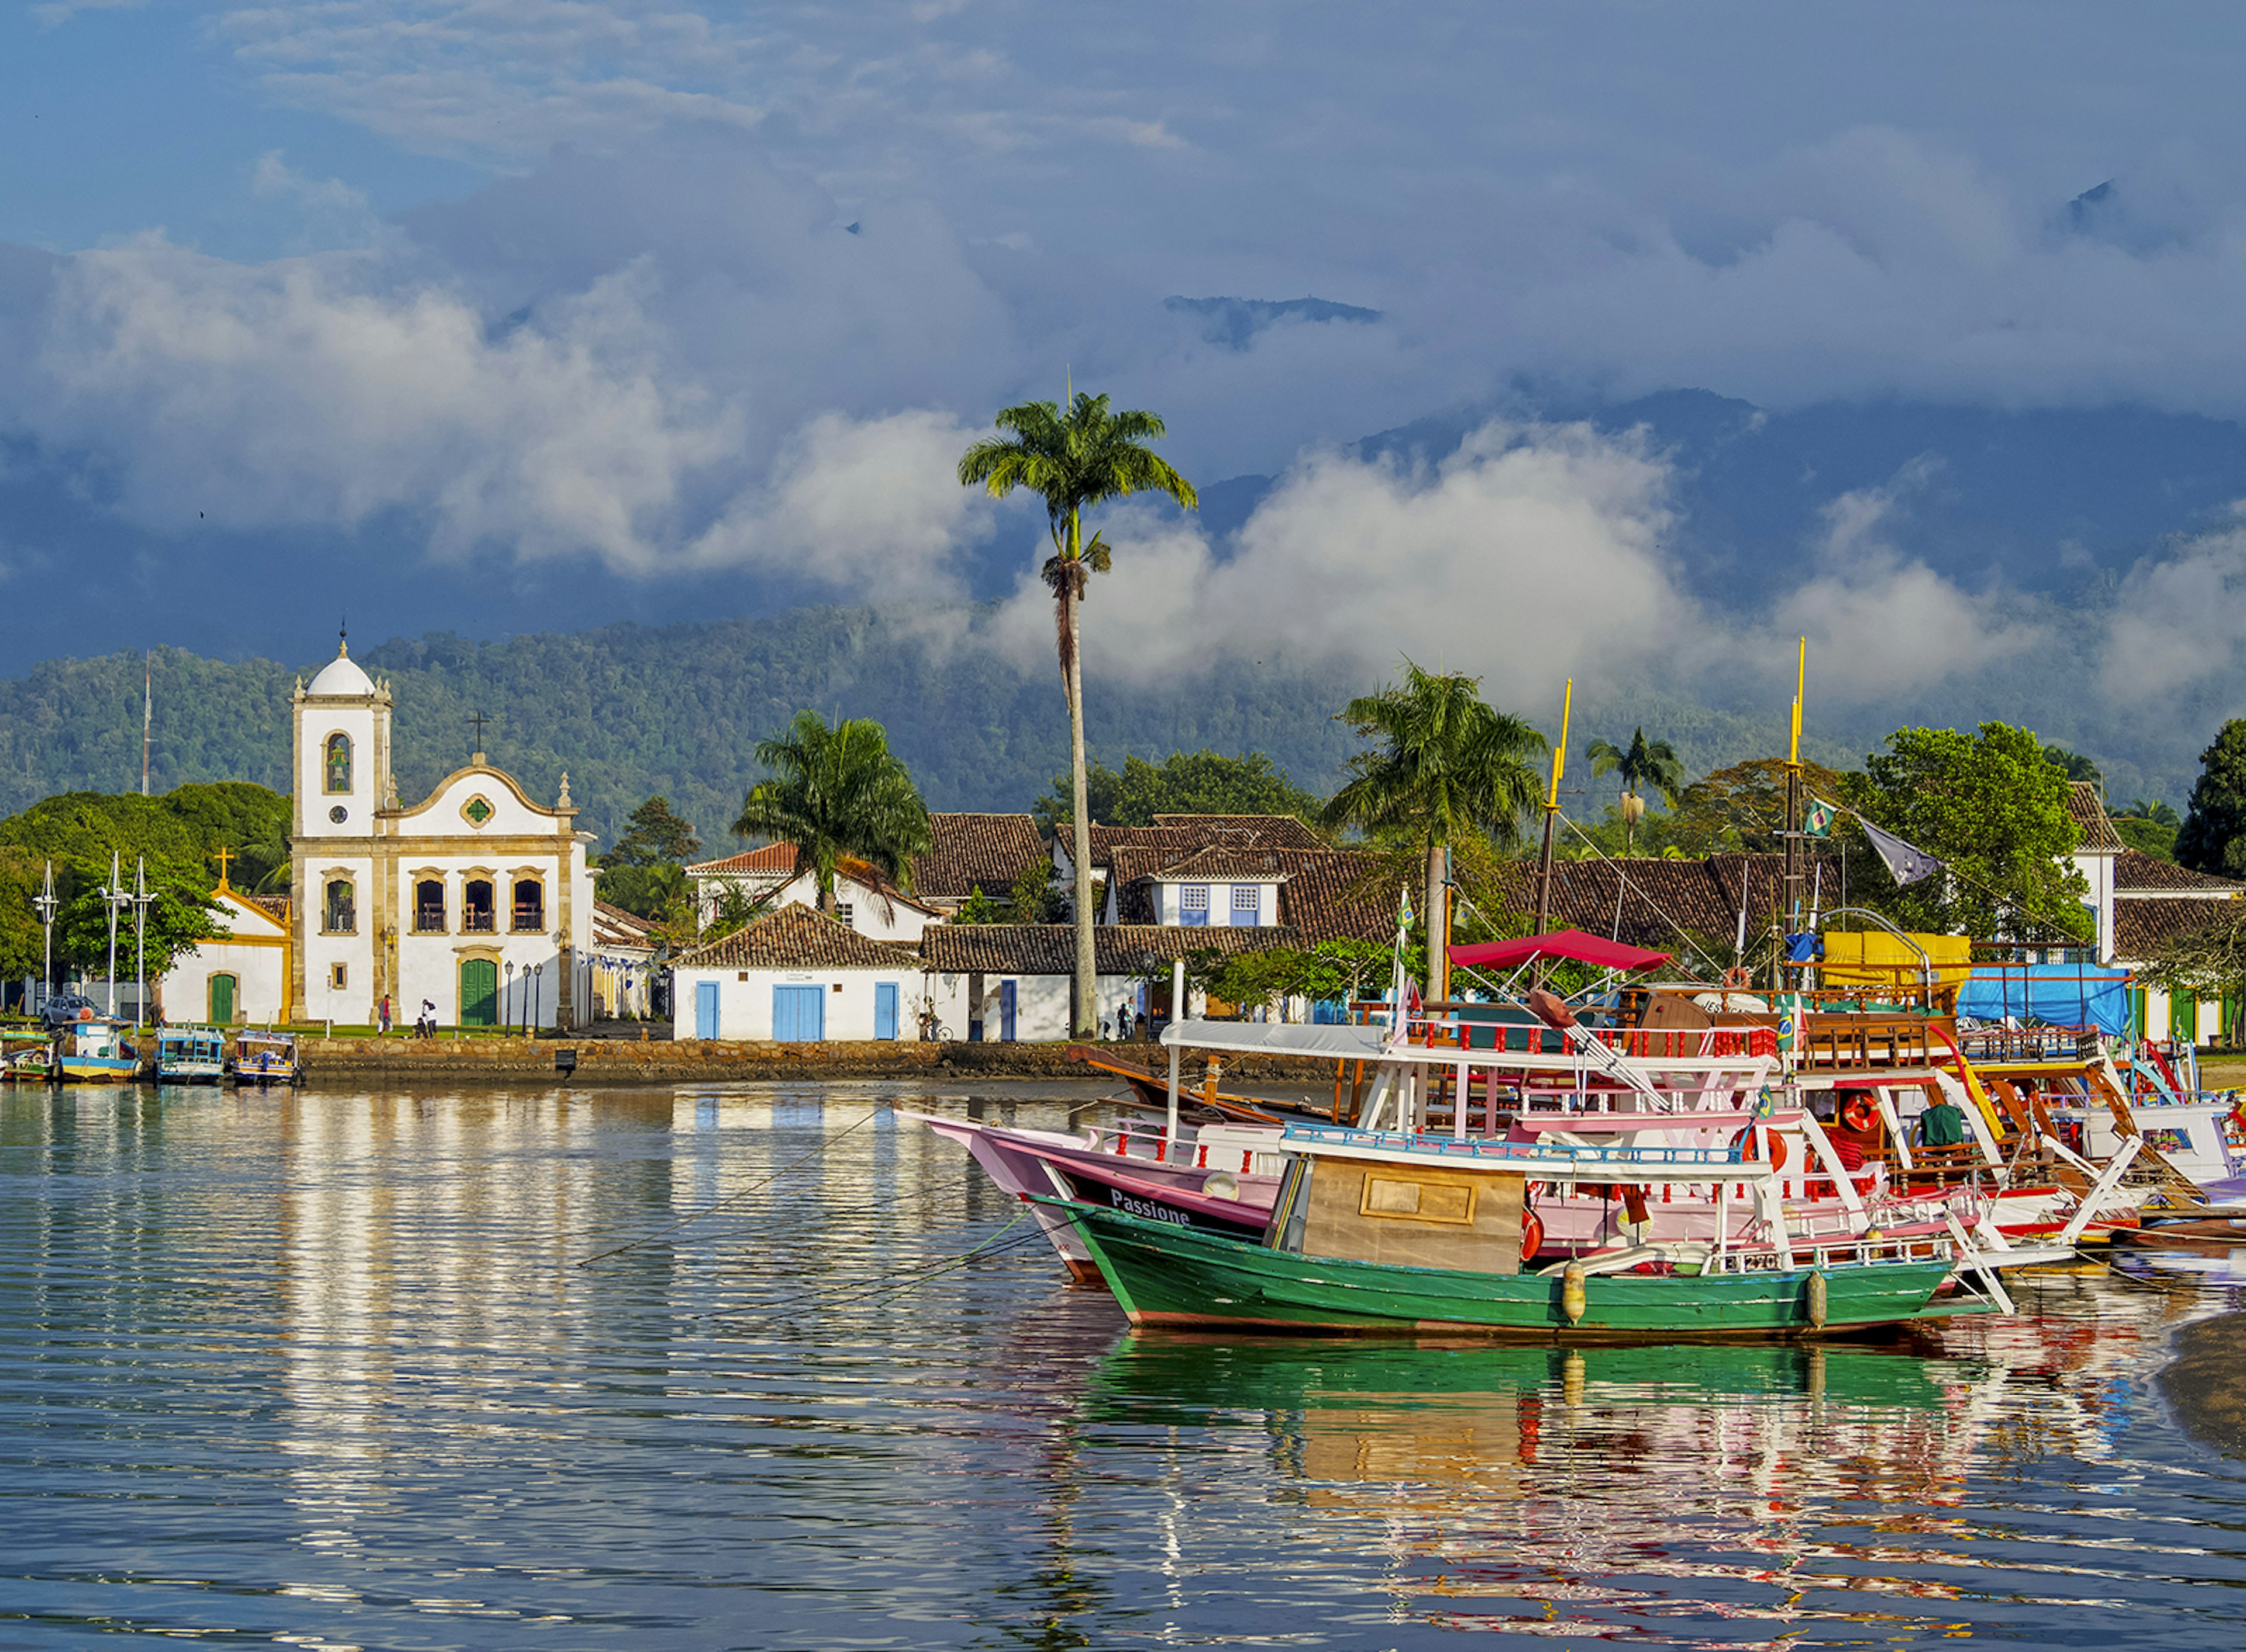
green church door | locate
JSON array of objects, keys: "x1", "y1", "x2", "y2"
[
  {"x1": 209, "y1": 974, "x2": 236, "y2": 1026},
  {"x1": 460, "y1": 958, "x2": 499, "y2": 1027}
]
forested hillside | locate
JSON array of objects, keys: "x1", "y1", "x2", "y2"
[{"x1": 0, "y1": 605, "x2": 1821, "y2": 853}]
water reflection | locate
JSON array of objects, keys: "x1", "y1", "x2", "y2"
[{"x1": 0, "y1": 1084, "x2": 2242, "y2": 1651}]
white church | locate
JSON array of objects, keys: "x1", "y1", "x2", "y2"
[{"x1": 165, "y1": 637, "x2": 600, "y2": 1030}]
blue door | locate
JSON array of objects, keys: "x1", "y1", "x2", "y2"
[
  {"x1": 998, "y1": 980, "x2": 1017, "y2": 1042},
  {"x1": 694, "y1": 980, "x2": 719, "y2": 1040},
  {"x1": 774, "y1": 984, "x2": 826, "y2": 1041},
  {"x1": 873, "y1": 982, "x2": 899, "y2": 1041}
]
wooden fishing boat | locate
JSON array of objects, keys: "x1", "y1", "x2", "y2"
[
  {"x1": 229, "y1": 1030, "x2": 299, "y2": 1086},
  {"x1": 2112, "y1": 1215, "x2": 2246, "y2": 1250},
  {"x1": 1065, "y1": 1044, "x2": 1342, "y2": 1126},
  {"x1": 1, "y1": 1029, "x2": 56, "y2": 1082},
  {"x1": 155, "y1": 1025, "x2": 228, "y2": 1084},
  {"x1": 1050, "y1": 1201, "x2": 2001, "y2": 1340},
  {"x1": 55, "y1": 1019, "x2": 142, "y2": 1082},
  {"x1": 1029, "y1": 1151, "x2": 1272, "y2": 1241}
]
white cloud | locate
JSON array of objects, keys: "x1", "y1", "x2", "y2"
[
  {"x1": 983, "y1": 419, "x2": 1690, "y2": 712},
  {"x1": 1760, "y1": 458, "x2": 2044, "y2": 699},
  {"x1": 2098, "y1": 521, "x2": 2246, "y2": 705}
]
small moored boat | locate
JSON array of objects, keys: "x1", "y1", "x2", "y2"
[
  {"x1": 155, "y1": 1025, "x2": 229, "y2": 1084},
  {"x1": 229, "y1": 1030, "x2": 299, "y2": 1087},
  {"x1": 55, "y1": 1019, "x2": 143, "y2": 1083}
]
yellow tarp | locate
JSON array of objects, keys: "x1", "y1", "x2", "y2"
[{"x1": 1820, "y1": 931, "x2": 1972, "y2": 996}]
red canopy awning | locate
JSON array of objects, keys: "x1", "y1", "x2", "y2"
[{"x1": 1448, "y1": 929, "x2": 1672, "y2": 973}]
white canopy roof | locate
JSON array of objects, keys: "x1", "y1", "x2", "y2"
[{"x1": 1158, "y1": 1019, "x2": 1391, "y2": 1060}]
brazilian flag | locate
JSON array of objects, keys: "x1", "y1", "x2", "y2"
[{"x1": 1802, "y1": 797, "x2": 1837, "y2": 838}]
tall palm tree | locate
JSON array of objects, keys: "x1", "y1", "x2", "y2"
[
  {"x1": 1321, "y1": 661, "x2": 1547, "y2": 1001},
  {"x1": 733, "y1": 711, "x2": 932, "y2": 916},
  {"x1": 1584, "y1": 727, "x2": 1686, "y2": 855},
  {"x1": 959, "y1": 391, "x2": 1197, "y2": 1034}
]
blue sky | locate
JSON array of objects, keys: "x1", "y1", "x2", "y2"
[{"x1": 10, "y1": 1, "x2": 2246, "y2": 773}]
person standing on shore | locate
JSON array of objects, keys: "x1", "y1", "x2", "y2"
[{"x1": 378, "y1": 995, "x2": 392, "y2": 1036}]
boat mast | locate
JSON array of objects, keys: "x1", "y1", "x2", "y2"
[
  {"x1": 1782, "y1": 639, "x2": 1806, "y2": 978},
  {"x1": 1532, "y1": 678, "x2": 1572, "y2": 940}
]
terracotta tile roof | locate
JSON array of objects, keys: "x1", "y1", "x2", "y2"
[
  {"x1": 1482, "y1": 853, "x2": 1830, "y2": 957},
  {"x1": 2066, "y1": 782, "x2": 2125, "y2": 853},
  {"x1": 1273, "y1": 850, "x2": 1393, "y2": 944},
  {"x1": 1079, "y1": 814, "x2": 1322, "y2": 868},
  {"x1": 1150, "y1": 813, "x2": 1327, "y2": 848},
  {"x1": 922, "y1": 923, "x2": 1292, "y2": 975},
  {"x1": 911, "y1": 813, "x2": 1045, "y2": 898},
  {"x1": 2114, "y1": 895, "x2": 2245, "y2": 960},
  {"x1": 1138, "y1": 845, "x2": 1293, "y2": 880},
  {"x1": 672, "y1": 904, "x2": 921, "y2": 971},
  {"x1": 687, "y1": 841, "x2": 799, "y2": 878},
  {"x1": 2114, "y1": 850, "x2": 2242, "y2": 894},
  {"x1": 591, "y1": 900, "x2": 657, "y2": 951}
]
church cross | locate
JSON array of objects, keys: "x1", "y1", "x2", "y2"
[
  {"x1": 469, "y1": 709, "x2": 491, "y2": 757},
  {"x1": 214, "y1": 846, "x2": 235, "y2": 888}
]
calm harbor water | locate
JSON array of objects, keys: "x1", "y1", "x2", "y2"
[{"x1": 3, "y1": 1082, "x2": 2245, "y2": 1651}]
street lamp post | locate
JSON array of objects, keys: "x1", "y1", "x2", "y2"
[
  {"x1": 504, "y1": 958, "x2": 516, "y2": 1036},
  {"x1": 531, "y1": 961, "x2": 543, "y2": 1034},
  {"x1": 100, "y1": 850, "x2": 132, "y2": 1019},
  {"x1": 130, "y1": 856, "x2": 157, "y2": 1031},
  {"x1": 32, "y1": 860, "x2": 58, "y2": 1011}
]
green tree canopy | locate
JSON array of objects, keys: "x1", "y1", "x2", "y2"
[
  {"x1": 1584, "y1": 727, "x2": 1686, "y2": 855},
  {"x1": 2112, "y1": 798, "x2": 2180, "y2": 861},
  {"x1": 1030, "y1": 750, "x2": 1324, "y2": 834},
  {"x1": 2042, "y1": 744, "x2": 2104, "y2": 787},
  {"x1": 2177, "y1": 720, "x2": 2246, "y2": 878},
  {"x1": 1664, "y1": 757, "x2": 1848, "y2": 856},
  {"x1": 732, "y1": 711, "x2": 932, "y2": 913},
  {"x1": 2135, "y1": 905, "x2": 2246, "y2": 1040},
  {"x1": 1841, "y1": 722, "x2": 2090, "y2": 940},
  {"x1": 1322, "y1": 660, "x2": 1546, "y2": 997},
  {"x1": 601, "y1": 795, "x2": 702, "y2": 868}
]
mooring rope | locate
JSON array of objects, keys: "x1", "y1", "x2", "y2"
[{"x1": 574, "y1": 1102, "x2": 890, "y2": 1268}]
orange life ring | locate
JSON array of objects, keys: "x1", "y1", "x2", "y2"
[
  {"x1": 1520, "y1": 1209, "x2": 1545, "y2": 1263},
  {"x1": 1839, "y1": 1094, "x2": 1878, "y2": 1135},
  {"x1": 1722, "y1": 966, "x2": 1752, "y2": 990},
  {"x1": 1732, "y1": 1125, "x2": 1789, "y2": 1171}
]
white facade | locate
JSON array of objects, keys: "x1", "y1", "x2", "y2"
[
  {"x1": 159, "y1": 888, "x2": 290, "y2": 1025},
  {"x1": 288, "y1": 641, "x2": 598, "y2": 1029},
  {"x1": 924, "y1": 968, "x2": 1204, "y2": 1043},
  {"x1": 686, "y1": 849, "x2": 945, "y2": 944},
  {"x1": 671, "y1": 965, "x2": 918, "y2": 1041},
  {"x1": 1138, "y1": 875, "x2": 1282, "y2": 928}
]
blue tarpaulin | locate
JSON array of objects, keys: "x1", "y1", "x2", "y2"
[{"x1": 1958, "y1": 965, "x2": 2133, "y2": 1034}]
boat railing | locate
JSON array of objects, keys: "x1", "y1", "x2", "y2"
[
  {"x1": 1364, "y1": 1010, "x2": 1778, "y2": 1064},
  {"x1": 1279, "y1": 1122, "x2": 1767, "y2": 1170},
  {"x1": 1954, "y1": 1025, "x2": 2100, "y2": 1064}
]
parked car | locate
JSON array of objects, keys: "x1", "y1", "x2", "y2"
[{"x1": 40, "y1": 994, "x2": 98, "y2": 1029}]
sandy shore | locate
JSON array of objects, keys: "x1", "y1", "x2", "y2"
[{"x1": 2161, "y1": 1312, "x2": 2246, "y2": 1457}]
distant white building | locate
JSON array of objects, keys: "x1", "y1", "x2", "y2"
[
  {"x1": 685, "y1": 842, "x2": 945, "y2": 944},
  {"x1": 160, "y1": 882, "x2": 291, "y2": 1026},
  {"x1": 670, "y1": 905, "x2": 921, "y2": 1041}
]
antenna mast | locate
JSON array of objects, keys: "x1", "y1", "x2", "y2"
[{"x1": 141, "y1": 650, "x2": 152, "y2": 796}]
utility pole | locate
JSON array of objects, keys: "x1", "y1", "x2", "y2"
[
  {"x1": 101, "y1": 850, "x2": 129, "y2": 1018},
  {"x1": 141, "y1": 650, "x2": 152, "y2": 797}
]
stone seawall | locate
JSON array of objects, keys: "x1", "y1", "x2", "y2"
[{"x1": 295, "y1": 1036, "x2": 1344, "y2": 1088}]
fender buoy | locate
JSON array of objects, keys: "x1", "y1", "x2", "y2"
[
  {"x1": 1527, "y1": 988, "x2": 1577, "y2": 1030},
  {"x1": 1732, "y1": 1125, "x2": 1790, "y2": 1172},
  {"x1": 1520, "y1": 1209, "x2": 1545, "y2": 1263},
  {"x1": 77, "y1": 1007, "x2": 92, "y2": 1022},
  {"x1": 1839, "y1": 1094, "x2": 1878, "y2": 1135}
]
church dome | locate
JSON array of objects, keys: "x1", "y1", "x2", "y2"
[{"x1": 307, "y1": 649, "x2": 375, "y2": 698}]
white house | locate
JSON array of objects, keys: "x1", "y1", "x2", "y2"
[
  {"x1": 670, "y1": 905, "x2": 922, "y2": 1041},
  {"x1": 919, "y1": 925, "x2": 1293, "y2": 1042},
  {"x1": 685, "y1": 842, "x2": 946, "y2": 944},
  {"x1": 288, "y1": 636, "x2": 598, "y2": 1029},
  {"x1": 588, "y1": 901, "x2": 660, "y2": 1020},
  {"x1": 160, "y1": 882, "x2": 292, "y2": 1026}
]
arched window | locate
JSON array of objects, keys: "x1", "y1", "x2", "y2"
[
  {"x1": 323, "y1": 878, "x2": 356, "y2": 934},
  {"x1": 511, "y1": 878, "x2": 545, "y2": 933},
  {"x1": 324, "y1": 732, "x2": 353, "y2": 794},
  {"x1": 463, "y1": 879, "x2": 496, "y2": 934},
  {"x1": 414, "y1": 878, "x2": 447, "y2": 933}
]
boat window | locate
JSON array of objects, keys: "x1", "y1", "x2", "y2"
[
  {"x1": 511, "y1": 878, "x2": 545, "y2": 932},
  {"x1": 464, "y1": 880, "x2": 497, "y2": 934},
  {"x1": 414, "y1": 879, "x2": 447, "y2": 933},
  {"x1": 323, "y1": 878, "x2": 356, "y2": 934},
  {"x1": 324, "y1": 732, "x2": 352, "y2": 794}
]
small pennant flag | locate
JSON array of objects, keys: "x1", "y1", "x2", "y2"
[
  {"x1": 1803, "y1": 797, "x2": 1836, "y2": 839},
  {"x1": 1862, "y1": 818, "x2": 1942, "y2": 887}
]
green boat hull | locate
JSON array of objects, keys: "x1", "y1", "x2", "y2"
[{"x1": 1053, "y1": 1201, "x2": 1982, "y2": 1341}]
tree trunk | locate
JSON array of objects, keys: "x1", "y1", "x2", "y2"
[
  {"x1": 1425, "y1": 840, "x2": 1447, "y2": 1003},
  {"x1": 1066, "y1": 583, "x2": 1097, "y2": 1036}
]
